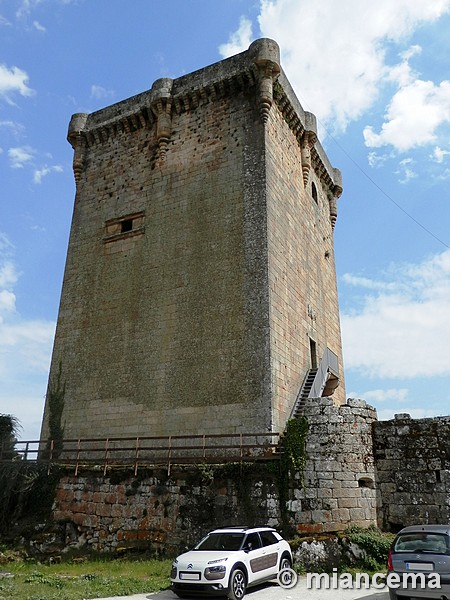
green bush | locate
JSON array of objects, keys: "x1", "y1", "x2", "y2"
[
  {"x1": 345, "y1": 526, "x2": 395, "y2": 571},
  {"x1": 0, "y1": 462, "x2": 61, "y2": 533}
]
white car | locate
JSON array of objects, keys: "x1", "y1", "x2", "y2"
[{"x1": 170, "y1": 526, "x2": 293, "y2": 599}]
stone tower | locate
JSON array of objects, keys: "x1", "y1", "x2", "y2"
[{"x1": 41, "y1": 39, "x2": 345, "y2": 441}]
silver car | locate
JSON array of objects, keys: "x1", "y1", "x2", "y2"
[{"x1": 388, "y1": 524, "x2": 450, "y2": 599}]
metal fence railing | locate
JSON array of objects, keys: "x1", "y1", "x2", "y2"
[{"x1": 0, "y1": 432, "x2": 282, "y2": 476}]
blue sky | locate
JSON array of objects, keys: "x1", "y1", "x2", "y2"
[{"x1": 1, "y1": 0, "x2": 450, "y2": 440}]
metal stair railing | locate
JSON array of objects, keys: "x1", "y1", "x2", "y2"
[
  {"x1": 291, "y1": 368, "x2": 317, "y2": 419},
  {"x1": 290, "y1": 347, "x2": 340, "y2": 418}
]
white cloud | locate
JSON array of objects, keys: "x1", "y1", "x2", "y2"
[
  {"x1": 8, "y1": 145, "x2": 35, "y2": 168},
  {"x1": 0, "y1": 232, "x2": 55, "y2": 437},
  {"x1": 341, "y1": 273, "x2": 397, "y2": 292},
  {"x1": 0, "y1": 319, "x2": 54, "y2": 357},
  {"x1": 33, "y1": 19, "x2": 46, "y2": 32},
  {"x1": 341, "y1": 248, "x2": 450, "y2": 378},
  {"x1": 90, "y1": 84, "x2": 115, "y2": 100},
  {"x1": 0, "y1": 14, "x2": 11, "y2": 26},
  {"x1": 247, "y1": 0, "x2": 450, "y2": 133},
  {"x1": 7, "y1": 147, "x2": 62, "y2": 182},
  {"x1": 15, "y1": 0, "x2": 42, "y2": 20},
  {"x1": 367, "y1": 152, "x2": 392, "y2": 169},
  {"x1": 0, "y1": 261, "x2": 19, "y2": 288},
  {"x1": 0, "y1": 314, "x2": 54, "y2": 439},
  {"x1": 0, "y1": 63, "x2": 34, "y2": 103},
  {"x1": 0, "y1": 233, "x2": 14, "y2": 254},
  {"x1": 219, "y1": 16, "x2": 254, "y2": 58},
  {"x1": 364, "y1": 72, "x2": 450, "y2": 151},
  {"x1": 33, "y1": 164, "x2": 63, "y2": 184},
  {"x1": 376, "y1": 406, "x2": 447, "y2": 421},
  {"x1": 0, "y1": 241, "x2": 18, "y2": 320},
  {"x1": 221, "y1": 1, "x2": 450, "y2": 142},
  {"x1": 0, "y1": 119, "x2": 25, "y2": 137},
  {"x1": 0, "y1": 290, "x2": 16, "y2": 313},
  {"x1": 352, "y1": 388, "x2": 409, "y2": 403},
  {"x1": 396, "y1": 157, "x2": 418, "y2": 183},
  {"x1": 432, "y1": 146, "x2": 450, "y2": 162},
  {"x1": 15, "y1": 0, "x2": 76, "y2": 20},
  {"x1": 0, "y1": 390, "x2": 46, "y2": 441}
]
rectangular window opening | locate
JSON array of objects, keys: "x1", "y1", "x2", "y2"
[
  {"x1": 121, "y1": 219, "x2": 133, "y2": 233},
  {"x1": 104, "y1": 211, "x2": 145, "y2": 243}
]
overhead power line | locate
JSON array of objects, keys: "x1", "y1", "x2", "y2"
[
  {"x1": 328, "y1": 133, "x2": 450, "y2": 251},
  {"x1": 297, "y1": 91, "x2": 450, "y2": 251}
]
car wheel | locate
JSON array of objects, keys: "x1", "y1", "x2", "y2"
[
  {"x1": 278, "y1": 555, "x2": 294, "y2": 586},
  {"x1": 227, "y1": 568, "x2": 246, "y2": 600}
]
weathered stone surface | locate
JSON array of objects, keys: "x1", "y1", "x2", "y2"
[
  {"x1": 373, "y1": 414, "x2": 450, "y2": 530},
  {"x1": 51, "y1": 466, "x2": 280, "y2": 554},
  {"x1": 41, "y1": 38, "x2": 345, "y2": 443},
  {"x1": 28, "y1": 39, "x2": 450, "y2": 551},
  {"x1": 290, "y1": 398, "x2": 377, "y2": 534}
]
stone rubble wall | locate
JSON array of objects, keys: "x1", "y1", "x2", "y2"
[
  {"x1": 48, "y1": 398, "x2": 378, "y2": 555},
  {"x1": 39, "y1": 399, "x2": 450, "y2": 557},
  {"x1": 373, "y1": 413, "x2": 450, "y2": 530},
  {"x1": 51, "y1": 466, "x2": 280, "y2": 555},
  {"x1": 288, "y1": 398, "x2": 377, "y2": 534}
]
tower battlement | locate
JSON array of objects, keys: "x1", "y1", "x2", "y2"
[{"x1": 68, "y1": 39, "x2": 341, "y2": 209}]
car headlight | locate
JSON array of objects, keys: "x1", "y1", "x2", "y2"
[
  {"x1": 170, "y1": 566, "x2": 177, "y2": 579},
  {"x1": 204, "y1": 564, "x2": 227, "y2": 580},
  {"x1": 207, "y1": 557, "x2": 228, "y2": 564}
]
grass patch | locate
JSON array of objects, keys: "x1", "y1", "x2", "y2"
[{"x1": 0, "y1": 556, "x2": 171, "y2": 600}]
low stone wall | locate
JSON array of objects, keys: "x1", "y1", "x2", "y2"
[
  {"x1": 373, "y1": 413, "x2": 450, "y2": 531},
  {"x1": 13, "y1": 401, "x2": 450, "y2": 557},
  {"x1": 47, "y1": 398, "x2": 378, "y2": 555},
  {"x1": 52, "y1": 465, "x2": 280, "y2": 555}
]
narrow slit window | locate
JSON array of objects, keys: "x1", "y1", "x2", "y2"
[{"x1": 311, "y1": 182, "x2": 318, "y2": 204}]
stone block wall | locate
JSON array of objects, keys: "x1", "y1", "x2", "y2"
[
  {"x1": 373, "y1": 413, "x2": 450, "y2": 531},
  {"x1": 288, "y1": 398, "x2": 377, "y2": 534},
  {"x1": 42, "y1": 39, "x2": 345, "y2": 444},
  {"x1": 52, "y1": 465, "x2": 280, "y2": 555},
  {"x1": 48, "y1": 398, "x2": 377, "y2": 555},
  {"x1": 43, "y1": 83, "x2": 274, "y2": 440},
  {"x1": 35, "y1": 400, "x2": 450, "y2": 557},
  {"x1": 266, "y1": 100, "x2": 345, "y2": 432}
]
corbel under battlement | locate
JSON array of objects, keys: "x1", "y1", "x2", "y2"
[{"x1": 67, "y1": 37, "x2": 342, "y2": 218}]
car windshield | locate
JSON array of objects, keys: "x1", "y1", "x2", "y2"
[
  {"x1": 394, "y1": 533, "x2": 449, "y2": 555},
  {"x1": 195, "y1": 532, "x2": 245, "y2": 551}
]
